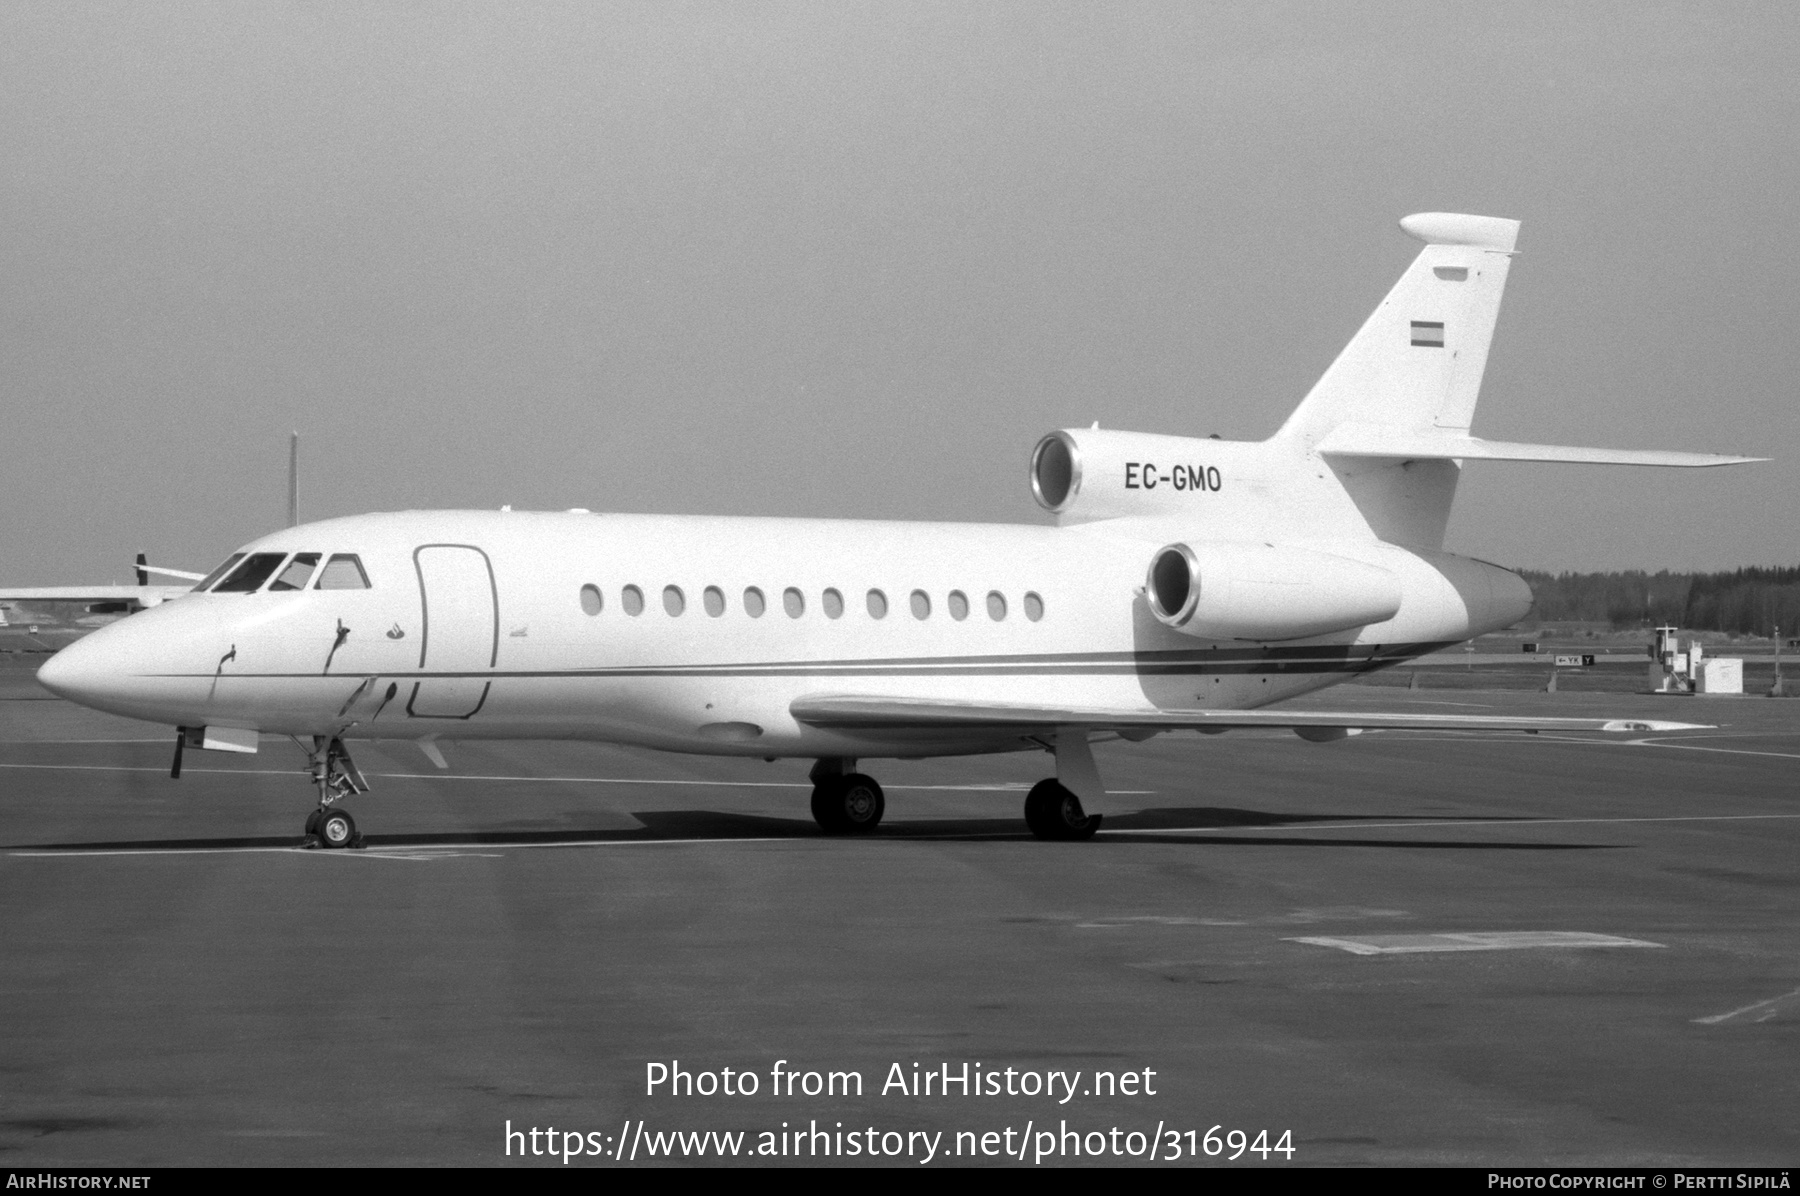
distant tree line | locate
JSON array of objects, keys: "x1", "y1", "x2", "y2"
[{"x1": 1520, "y1": 567, "x2": 1800, "y2": 636}]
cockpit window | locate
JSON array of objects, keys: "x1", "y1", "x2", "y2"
[
  {"x1": 268, "y1": 553, "x2": 321, "y2": 591},
  {"x1": 193, "y1": 554, "x2": 245, "y2": 592},
  {"x1": 314, "y1": 554, "x2": 371, "y2": 590},
  {"x1": 212, "y1": 553, "x2": 289, "y2": 594}
]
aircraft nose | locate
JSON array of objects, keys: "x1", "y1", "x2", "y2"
[
  {"x1": 35, "y1": 600, "x2": 234, "y2": 726},
  {"x1": 36, "y1": 633, "x2": 112, "y2": 704}
]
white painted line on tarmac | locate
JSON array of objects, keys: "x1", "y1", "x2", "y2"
[
  {"x1": 9, "y1": 827, "x2": 1051, "y2": 859},
  {"x1": 10, "y1": 845, "x2": 308, "y2": 857},
  {"x1": 1078, "y1": 916, "x2": 1248, "y2": 929},
  {"x1": 0, "y1": 738, "x2": 172, "y2": 744},
  {"x1": 384, "y1": 774, "x2": 1150, "y2": 794},
  {"x1": 361, "y1": 837, "x2": 803, "y2": 852},
  {"x1": 1289, "y1": 931, "x2": 1663, "y2": 955},
  {"x1": 1507, "y1": 731, "x2": 1800, "y2": 760},
  {"x1": 0, "y1": 762, "x2": 219, "y2": 774},
  {"x1": 1104, "y1": 812, "x2": 1800, "y2": 835},
  {"x1": 318, "y1": 850, "x2": 505, "y2": 862},
  {"x1": 1693, "y1": 986, "x2": 1800, "y2": 1025},
  {"x1": 10, "y1": 836, "x2": 819, "y2": 858},
  {"x1": 1630, "y1": 742, "x2": 1800, "y2": 762}
]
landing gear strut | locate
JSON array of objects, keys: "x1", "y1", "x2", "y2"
[
  {"x1": 300, "y1": 736, "x2": 367, "y2": 849},
  {"x1": 1024, "y1": 779, "x2": 1100, "y2": 841},
  {"x1": 809, "y1": 759, "x2": 885, "y2": 834}
]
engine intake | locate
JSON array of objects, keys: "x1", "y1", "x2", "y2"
[
  {"x1": 1030, "y1": 432, "x2": 1080, "y2": 512},
  {"x1": 1145, "y1": 542, "x2": 1402, "y2": 642}
]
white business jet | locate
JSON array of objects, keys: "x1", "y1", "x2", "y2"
[{"x1": 36, "y1": 213, "x2": 1756, "y2": 848}]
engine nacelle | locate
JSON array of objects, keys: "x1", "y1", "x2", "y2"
[
  {"x1": 1032, "y1": 427, "x2": 1243, "y2": 525},
  {"x1": 1145, "y1": 541, "x2": 1403, "y2": 642}
]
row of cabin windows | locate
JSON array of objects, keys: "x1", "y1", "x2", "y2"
[
  {"x1": 578, "y1": 584, "x2": 1045, "y2": 623},
  {"x1": 195, "y1": 552, "x2": 371, "y2": 593}
]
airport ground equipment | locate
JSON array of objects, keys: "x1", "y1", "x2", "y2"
[{"x1": 1650, "y1": 627, "x2": 1746, "y2": 694}]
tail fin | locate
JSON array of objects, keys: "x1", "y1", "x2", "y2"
[
  {"x1": 1273, "y1": 214, "x2": 1757, "y2": 550},
  {"x1": 1278, "y1": 212, "x2": 1520, "y2": 447}
]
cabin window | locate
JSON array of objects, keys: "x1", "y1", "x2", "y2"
[
  {"x1": 268, "y1": 553, "x2": 321, "y2": 592},
  {"x1": 703, "y1": 586, "x2": 726, "y2": 617},
  {"x1": 986, "y1": 591, "x2": 1007, "y2": 621},
  {"x1": 866, "y1": 589, "x2": 888, "y2": 619},
  {"x1": 622, "y1": 585, "x2": 645, "y2": 616},
  {"x1": 822, "y1": 588, "x2": 844, "y2": 619},
  {"x1": 783, "y1": 587, "x2": 805, "y2": 618},
  {"x1": 213, "y1": 552, "x2": 288, "y2": 593},
  {"x1": 743, "y1": 587, "x2": 766, "y2": 618},
  {"x1": 579, "y1": 584, "x2": 603, "y2": 616},
  {"x1": 663, "y1": 586, "x2": 686, "y2": 617},
  {"x1": 314, "y1": 554, "x2": 371, "y2": 591},
  {"x1": 194, "y1": 554, "x2": 245, "y2": 592},
  {"x1": 1024, "y1": 592, "x2": 1044, "y2": 622},
  {"x1": 910, "y1": 590, "x2": 931, "y2": 620},
  {"x1": 947, "y1": 590, "x2": 969, "y2": 621}
]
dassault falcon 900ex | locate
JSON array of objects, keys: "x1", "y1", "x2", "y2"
[{"x1": 38, "y1": 213, "x2": 1758, "y2": 848}]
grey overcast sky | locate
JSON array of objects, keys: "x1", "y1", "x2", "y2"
[{"x1": 2, "y1": 1, "x2": 1795, "y2": 581}]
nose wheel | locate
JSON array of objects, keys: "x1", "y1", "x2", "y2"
[
  {"x1": 299, "y1": 735, "x2": 368, "y2": 849},
  {"x1": 306, "y1": 806, "x2": 361, "y2": 849}
]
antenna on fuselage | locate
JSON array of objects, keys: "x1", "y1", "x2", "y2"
[{"x1": 287, "y1": 432, "x2": 299, "y2": 528}]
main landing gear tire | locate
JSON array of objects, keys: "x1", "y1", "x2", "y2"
[
  {"x1": 1024, "y1": 779, "x2": 1101, "y2": 841},
  {"x1": 811, "y1": 773, "x2": 886, "y2": 834},
  {"x1": 315, "y1": 808, "x2": 360, "y2": 850}
]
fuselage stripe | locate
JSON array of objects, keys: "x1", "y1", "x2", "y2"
[{"x1": 143, "y1": 640, "x2": 1453, "y2": 682}]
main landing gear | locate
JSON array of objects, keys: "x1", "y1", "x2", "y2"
[
  {"x1": 806, "y1": 758, "x2": 1100, "y2": 840},
  {"x1": 299, "y1": 736, "x2": 368, "y2": 850},
  {"x1": 1023, "y1": 778, "x2": 1101, "y2": 841},
  {"x1": 809, "y1": 759, "x2": 885, "y2": 834}
]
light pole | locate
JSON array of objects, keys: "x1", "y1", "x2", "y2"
[{"x1": 1773, "y1": 624, "x2": 1784, "y2": 698}]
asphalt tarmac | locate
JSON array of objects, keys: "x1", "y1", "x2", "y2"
[{"x1": 1, "y1": 673, "x2": 1796, "y2": 1167}]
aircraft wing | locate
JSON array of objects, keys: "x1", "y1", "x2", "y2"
[
  {"x1": 789, "y1": 694, "x2": 1708, "y2": 735},
  {"x1": 0, "y1": 585, "x2": 191, "y2": 603},
  {"x1": 0, "y1": 586, "x2": 190, "y2": 640}
]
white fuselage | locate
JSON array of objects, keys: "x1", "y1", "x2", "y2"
[{"x1": 38, "y1": 507, "x2": 1529, "y2": 761}]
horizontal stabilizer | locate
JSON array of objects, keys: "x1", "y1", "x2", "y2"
[
  {"x1": 139, "y1": 564, "x2": 206, "y2": 581},
  {"x1": 791, "y1": 694, "x2": 1708, "y2": 735},
  {"x1": 1317, "y1": 423, "x2": 1763, "y2": 468}
]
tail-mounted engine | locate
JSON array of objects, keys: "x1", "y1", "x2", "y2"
[
  {"x1": 1144, "y1": 541, "x2": 1402, "y2": 642},
  {"x1": 1031, "y1": 427, "x2": 1252, "y2": 526}
]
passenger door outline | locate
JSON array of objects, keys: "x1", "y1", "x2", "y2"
[{"x1": 406, "y1": 543, "x2": 499, "y2": 719}]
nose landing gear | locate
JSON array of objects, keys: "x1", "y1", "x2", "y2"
[{"x1": 299, "y1": 736, "x2": 368, "y2": 849}]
